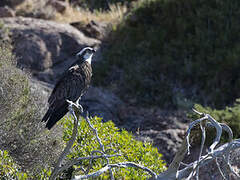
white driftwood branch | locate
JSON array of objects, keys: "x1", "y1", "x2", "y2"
[
  {"x1": 73, "y1": 162, "x2": 157, "y2": 180},
  {"x1": 85, "y1": 115, "x2": 105, "y2": 152},
  {"x1": 57, "y1": 154, "x2": 122, "y2": 177},
  {"x1": 156, "y1": 109, "x2": 240, "y2": 180},
  {"x1": 84, "y1": 114, "x2": 114, "y2": 179},
  {"x1": 176, "y1": 140, "x2": 240, "y2": 179}
]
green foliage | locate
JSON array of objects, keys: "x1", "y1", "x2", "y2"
[
  {"x1": 190, "y1": 99, "x2": 240, "y2": 140},
  {"x1": 62, "y1": 115, "x2": 166, "y2": 179},
  {"x1": 94, "y1": 0, "x2": 240, "y2": 108},
  {"x1": 0, "y1": 43, "x2": 62, "y2": 176},
  {"x1": 0, "y1": 149, "x2": 52, "y2": 180},
  {"x1": 0, "y1": 150, "x2": 28, "y2": 180}
]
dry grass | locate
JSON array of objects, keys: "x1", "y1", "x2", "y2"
[
  {"x1": 15, "y1": 0, "x2": 56, "y2": 19},
  {"x1": 14, "y1": 0, "x2": 130, "y2": 34},
  {"x1": 54, "y1": 3, "x2": 128, "y2": 24},
  {"x1": 15, "y1": 0, "x2": 128, "y2": 24}
]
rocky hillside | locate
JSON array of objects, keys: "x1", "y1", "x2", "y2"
[
  {"x1": 94, "y1": 0, "x2": 240, "y2": 109},
  {"x1": 1, "y1": 1, "x2": 240, "y2": 178}
]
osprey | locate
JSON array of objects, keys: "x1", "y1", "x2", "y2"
[{"x1": 42, "y1": 47, "x2": 96, "y2": 130}]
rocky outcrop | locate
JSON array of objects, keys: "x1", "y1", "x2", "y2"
[
  {"x1": 81, "y1": 86, "x2": 123, "y2": 123},
  {"x1": 0, "y1": 6, "x2": 15, "y2": 17},
  {"x1": 119, "y1": 107, "x2": 189, "y2": 163},
  {"x1": 47, "y1": 0, "x2": 68, "y2": 13},
  {"x1": 2, "y1": 17, "x2": 100, "y2": 83},
  {"x1": 71, "y1": 20, "x2": 111, "y2": 40},
  {"x1": 0, "y1": 0, "x2": 25, "y2": 8}
]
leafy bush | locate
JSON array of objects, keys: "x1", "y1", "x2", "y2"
[
  {"x1": 0, "y1": 43, "x2": 62, "y2": 175},
  {"x1": 0, "y1": 150, "x2": 28, "y2": 179},
  {"x1": 94, "y1": 0, "x2": 240, "y2": 108},
  {"x1": 61, "y1": 115, "x2": 166, "y2": 179},
  {"x1": 0, "y1": 149, "x2": 52, "y2": 180}
]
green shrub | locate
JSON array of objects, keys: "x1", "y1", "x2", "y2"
[
  {"x1": 94, "y1": 0, "x2": 240, "y2": 108},
  {"x1": 0, "y1": 43, "x2": 62, "y2": 176},
  {"x1": 0, "y1": 149, "x2": 28, "y2": 180},
  {"x1": 0, "y1": 149, "x2": 52, "y2": 180},
  {"x1": 61, "y1": 115, "x2": 166, "y2": 179}
]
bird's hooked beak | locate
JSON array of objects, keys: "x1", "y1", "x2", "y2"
[{"x1": 76, "y1": 47, "x2": 96, "y2": 59}]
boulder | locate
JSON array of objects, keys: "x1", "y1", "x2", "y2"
[
  {"x1": 0, "y1": 0, "x2": 25, "y2": 8},
  {"x1": 81, "y1": 86, "x2": 123, "y2": 123},
  {"x1": 0, "y1": 6, "x2": 15, "y2": 17},
  {"x1": 71, "y1": 20, "x2": 111, "y2": 40},
  {"x1": 47, "y1": 0, "x2": 68, "y2": 13},
  {"x1": 2, "y1": 17, "x2": 100, "y2": 83}
]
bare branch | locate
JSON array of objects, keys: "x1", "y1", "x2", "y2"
[
  {"x1": 156, "y1": 110, "x2": 240, "y2": 180},
  {"x1": 57, "y1": 154, "x2": 121, "y2": 176},
  {"x1": 186, "y1": 115, "x2": 208, "y2": 154},
  {"x1": 85, "y1": 115, "x2": 105, "y2": 152},
  {"x1": 73, "y1": 162, "x2": 157, "y2": 180},
  {"x1": 84, "y1": 114, "x2": 114, "y2": 179}
]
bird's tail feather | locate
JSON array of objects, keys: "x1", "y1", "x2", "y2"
[
  {"x1": 45, "y1": 103, "x2": 68, "y2": 130},
  {"x1": 42, "y1": 108, "x2": 52, "y2": 122}
]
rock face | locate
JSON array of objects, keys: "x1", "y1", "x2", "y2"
[
  {"x1": 0, "y1": 6, "x2": 15, "y2": 17},
  {"x1": 71, "y1": 20, "x2": 111, "y2": 40},
  {"x1": 81, "y1": 86, "x2": 123, "y2": 123},
  {"x1": 2, "y1": 17, "x2": 100, "y2": 83},
  {"x1": 47, "y1": 0, "x2": 68, "y2": 13},
  {"x1": 119, "y1": 107, "x2": 189, "y2": 164},
  {"x1": 0, "y1": 0, "x2": 25, "y2": 8}
]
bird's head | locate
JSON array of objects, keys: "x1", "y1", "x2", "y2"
[{"x1": 76, "y1": 47, "x2": 96, "y2": 64}]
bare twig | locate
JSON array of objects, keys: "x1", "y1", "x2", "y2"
[
  {"x1": 196, "y1": 122, "x2": 206, "y2": 180},
  {"x1": 73, "y1": 162, "x2": 157, "y2": 180},
  {"x1": 57, "y1": 154, "x2": 121, "y2": 176},
  {"x1": 85, "y1": 114, "x2": 114, "y2": 179},
  {"x1": 85, "y1": 115, "x2": 105, "y2": 152}
]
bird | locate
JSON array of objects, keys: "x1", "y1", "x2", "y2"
[{"x1": 42, "y1": 47, "x2": 96, "y2": 130}]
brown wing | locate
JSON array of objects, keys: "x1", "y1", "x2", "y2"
[
  {"x1": 48, "y1": 62, "x2": 92, "y2": 106},
  {"x1": 42, "y1": 62, "x2": 92, "y2": 129}
]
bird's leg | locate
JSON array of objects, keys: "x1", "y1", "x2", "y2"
[
  {"x1": 66, "y1": 98, "x2": 83, "y2": 118},
  {"x1": 75, "y1": 96, "x2": 83, "y2": 114}
]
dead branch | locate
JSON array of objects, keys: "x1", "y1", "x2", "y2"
[{"x1": 156, "y1": 109, "x2": 239, "y2": 180}]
